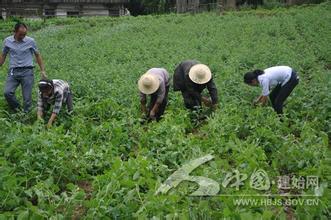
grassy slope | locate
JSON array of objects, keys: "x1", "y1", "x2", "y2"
[{"x1": 0, "y1": 3, "x2": 330, "y2": 219}]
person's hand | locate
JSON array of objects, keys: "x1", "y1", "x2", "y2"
[
  {"x1": 47, "y1": 113, "x2": 57, "y2": 128},
  {"x1": 202, "y1": 97, "x2": 213, "y2": 107},
  {"x1": 141, "y1": 103, "x2": 148, "y2": 114},
  {"x1": 37, "y1": 111, "x2": 44, "y2": 121},
  {"x1": 47, "y1": 121, "x2": 52, "y2": 129},
  {"x1": 149, "y1": 111, "x2": 156, "y2": 120},
  {"x1": 47, "y1": 118, "x2": 54, "y2": 128},
  {"x1": 253, "y1": 98, "x2": 260, "y2": 106},
  {"x1": 41, "y1": 71, "x2": 47, "y2": 80}
]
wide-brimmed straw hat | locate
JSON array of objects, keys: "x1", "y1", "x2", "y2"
[
  {"x1": 138, "y1": 73, "x2": 160, "y2": 95},
  {"x1": 188, "y1": 64, "x2": 212, "y2": 84}
]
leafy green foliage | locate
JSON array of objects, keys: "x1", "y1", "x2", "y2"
[{"x1": 0, "y1": 3, "x2": 330, "y2": 219}]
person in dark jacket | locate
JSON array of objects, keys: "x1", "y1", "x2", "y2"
[{"x1": 173, "y1": 60, "x2": 218, "y2": 110}]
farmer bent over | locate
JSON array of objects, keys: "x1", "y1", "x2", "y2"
[
  {"x1": 138, "y1": 68, "x2": 170, "y2": 121},
  {"x1": 244, "y1": 66, "x2": 299, "y2": 115},
  {"x1": 37, "y1": 79, "x2": 73, "y2": 128},
  {"x1": 173, "y1": 60, "x2": 218, "y2": 110}
]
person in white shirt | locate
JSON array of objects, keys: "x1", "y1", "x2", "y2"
[{"x1": 244, "y1": 66, "x2": 299, "y2": 115}]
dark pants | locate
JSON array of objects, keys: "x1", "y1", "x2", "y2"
[
  {"x1": 181, "y1": 90, "x2": 202, "y2": 110},
  {"x1": 66, "y1": 91, "x2": 73, "y2": 113},
  {"x1": 148, "y1": 86, "x2": 169, "y2": 121},
  {"x1": 4, "y1": 68, "x2": 34, "y2": 112},
  {"x1": 269, "y1": 71, "x2": 299, "y2": 115}
]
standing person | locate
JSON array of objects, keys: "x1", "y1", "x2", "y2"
[
  {"x1": 138, "y1": 68, "x2": 170, "y2": 121},
  {"x1": 37, "y1": 79, "x2": 73, "y2": 128},
  {"x1": 244, "y1": 66, "x2": 299, "y2": 115},
  {"x1": 0, "y1": 22, "x2": 47, "y2": 113},
  {"x1": 173, "y1": 60, "x2": 218, "y2": 110}
]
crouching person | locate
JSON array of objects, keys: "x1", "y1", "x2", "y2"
[
  {"x1": 37, "y1": 79, "x2": 73, "y2": 128},
  {"x1": 138, "y1": 68, "x2": 170, "y2": 121},
  {"x1": 173, "y1": 60, "x2": 218, "y2": 110},
  {"x1": 244, "y1": 66, "x2": 299, "y2": 115}
]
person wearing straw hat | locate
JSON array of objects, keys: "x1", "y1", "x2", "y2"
[
  {"x1": 138, "y1": 68, "x2": 170, "y2": 121},
  {"x1": 173, "y1": 60, "x2": 218, "y2": 110},
  {"x1": 37, "y1": 79, "x2": 73, "y2": 128}
]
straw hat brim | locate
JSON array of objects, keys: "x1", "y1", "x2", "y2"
[
  {"x1": 188, "y1": 64, "x2": 212, "y2": 84},
  {"x1": 138, "y1": 74, "x2": 160, "y2": 95}
]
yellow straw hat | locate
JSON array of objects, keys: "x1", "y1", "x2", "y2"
[
  {"x1": 138, "y1": 73, "x2": 160, "y2": 95},
  {"x1": 188, "y1": 64, "x2": 212, "y2": 84}
]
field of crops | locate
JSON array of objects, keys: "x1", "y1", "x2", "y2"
[{"x1": 0, "y1": 3, "x2": 330, "y2": 219}]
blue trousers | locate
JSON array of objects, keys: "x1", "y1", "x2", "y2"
[{"x1": 4, "y1": 68, "x2": 34, "y2": 112}]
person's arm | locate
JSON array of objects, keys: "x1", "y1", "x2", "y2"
[
  {"x1": 37, "y1": 111, "x2": 43, "y2": 120},
  {"x1": 206, "y1": 79, "x2": 218, "y2": 108},
  {"x1": 47, "y1": 113, "x2": 57, "y2": 128},
  {"x1": 140, "y1": 93, "x2": 147, "y2": 115},
  {"x1": 150, "y1": 83, "x2": 165, "y2": 119},
  {"x1": 47, "y1": 92, "x2": 63, "y2": 128},
  {"x1": 141, "y1": 101, "x2": 147, "y2": 114},
  {"x1": 35, "y1": 53, "x2": 47, "y2": 79},
  {"x1": 31, "y1": 39, "x2": 47, "y2": 79},
  {"x1": 37, "y1": 93, "x2": 44, "y2": 120},
  {"x1": 173, "y1": 64, "x2": 185, "y2": 92},
  {"x1": 1, "y1": 40, "x2": 9, "y2": 67},
  {"x1": 201, "y1": 96, "x2": 213, "y2": 107},
  {"x1": 0, "y1": 53, "x2": 7, "y2": 66},
  {"x1": 254, "y1": 95, "x2": 268, "y2": 106},
  {"x1": 254, "y1": 79, "x2": 270, "y2": 106},
  {"x1": 149, "y1": 103, "x2": 160, "y2": 120}
]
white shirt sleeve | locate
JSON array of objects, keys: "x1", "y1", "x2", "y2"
[{"x1": 260, "y1": 78, "x2": 270, "y2": 96}]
